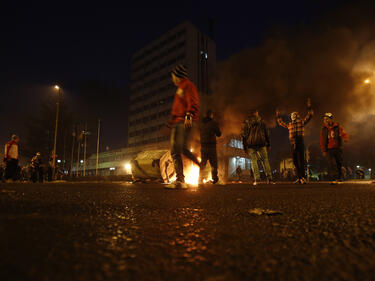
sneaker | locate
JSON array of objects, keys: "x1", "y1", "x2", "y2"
[
  {"x1": 267, "y1": 178, "x2": 276, "y2": 185},
  {"x1": 300, "y1": 177, "x2": 307, "y2": 184},
  {"x1": 252, "y1": 180, "x2": 257, "y2": 186},
  {"x1": 179, "y1": 182, "x2": 188, "y2": 189},
  {"x1": 212, "y1": 178, "x2": 219, "y2": 184},
  {"x1": 293, "y1": 179, "x2": 301, "y2": 184},
  {"x1": 330, "y1": 180, "x2": 338, "y2": 185},
  {"x1": 164, "y1": 182, "x2": 177, "y2": 189},
  {"x1": 165, "y1": 181, "x2": 187, "y2": 189}
]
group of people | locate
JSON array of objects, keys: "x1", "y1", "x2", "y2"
[
  {"x1": 2, "y1": 64, "x2": 349, "y2": 187},
  {"x1": 2, "y1": 134, "x2": 54, "y2": 183},
  {"x1": 165, "y1": 64, "x2": 349, "y2": 188}
]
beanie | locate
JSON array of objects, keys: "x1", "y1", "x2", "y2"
[{"x1": 171, "y1": 64, "x2": 188, "y2": 79}]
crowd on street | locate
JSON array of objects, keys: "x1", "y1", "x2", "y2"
[{"x1": 1, "y1": 65, "x2": 352, "y2": 187}]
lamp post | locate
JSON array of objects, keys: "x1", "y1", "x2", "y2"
[{"x1": 52, "y1": 85, "x2": 61, "y2": 180}]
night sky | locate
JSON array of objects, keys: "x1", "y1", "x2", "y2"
[{"x1": 0, "y1": 1, "x2": 353, "y2": 151}]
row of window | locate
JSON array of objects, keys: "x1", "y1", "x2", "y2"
[
  {"x1": 130, "y1": 83, "x2": 174, "y2": 105},
  {"x1": 128, "y1": 136, "x2": 170, "y2": 147},
  {"x1": 132, "y1": 29, "x2": 186, "y2": 63},
  {"x1": 132, "y1": 41, "x2": 186, "y2": 75},
  {"x1": 129, "y1": 96, "x2": 174, "y2": 116},
  {"x1": 129, "y1": 124, "x2": 166, "y2": 138},
  {"x1": 229, "y1": 139, "x2": 244, "y2": 149},
  {"x1": 131, "y1": 52, "x2": 186, "y2": 85},
  {"x1": 129, "y1": 109, "x2": 170, "y2": 127},
  {"x1": 131, "y1": 73, "x2": 169, "y2": 94}
]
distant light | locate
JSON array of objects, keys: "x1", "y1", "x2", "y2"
[
  {"x1": 57, "y1": 159, "x2": 61, "y2": 163},
  {"x1": 369, "y1": 168, "x2": 372, "y2": 172},
  {"x1": 190, "y1": 148, "x2": 193, "y2": 152},
  {"x1": 364, "y1": 79, "x2": 371, "y2": 84},
  {"x1": 356, "y1": 165, "x2": 360, "y2": 168},
  {"x1": 205, "y1": 53, "x2": 208, "y2": 59},
  {"x1": 80, "y1": 160, "x2": 84, "y2": 163},
  {"x1": 109, "y1": 167, "x2": 116, "y2": 171},
  {"x1": 54, "y1": 85, "x2": 60, "y2": 90}
]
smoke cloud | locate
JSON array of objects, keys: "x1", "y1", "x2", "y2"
[{"x1": 207, "y1": 2, "x2": 375, "y2": 168}]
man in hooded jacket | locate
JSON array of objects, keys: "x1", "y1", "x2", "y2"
[
  {"x1": 165, "y1": 64, "x2": 200, "y2": 189},
  {"x1": 241, "y1": 110, "x2": 274, "y2": 186}
]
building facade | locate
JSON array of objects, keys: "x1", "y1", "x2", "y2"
[{"x1": 128, "y1": 21, "x2": 216, "y2": 149}]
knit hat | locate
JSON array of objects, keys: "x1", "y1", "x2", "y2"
[
  {"x1": 171, "y1": 64, "x2": 188, "y2": 79},
  {"x1": 323, "y1": 112, "x2": 333, "y2": 119},
  {"x1": 11, "y1": 134, "x2": 19, "y2": 140}
]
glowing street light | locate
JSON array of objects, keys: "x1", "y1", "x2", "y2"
[
  {"x1": 52, "y1": 85, "x2": 62, "y2": 180},
  {"x1": 364, "y1": 79, "x2": 371, "y2": 84}
]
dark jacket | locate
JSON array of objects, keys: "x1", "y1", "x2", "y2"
[
  {"x1": 200, "y1": 117, "x2": 221, "y2": 145},
  {"x1": 241, "y1": 116, "x2": 270, "y2": 149}
]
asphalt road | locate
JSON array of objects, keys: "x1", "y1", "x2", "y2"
[{"x1": 1, "y1": 181, "x2": 375, "y2": 281}]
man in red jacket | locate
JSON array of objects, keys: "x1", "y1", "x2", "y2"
[
  {"x1": 320, "y1": 113, "x2": 349, "y2": 183},
  {"x1": 165, "y1": 65, "x2": 200, "y2": 189}
]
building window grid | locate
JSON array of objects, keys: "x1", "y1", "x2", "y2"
[
  {"x1": 131, "y1": 28, "x2": 186, "y2": 65},
  {"x1": 131, "y1": 42, "x2": 186, "y2": 76},
  {"x1": 130, "y1": 52, "x2": 186, "y2": 87}
]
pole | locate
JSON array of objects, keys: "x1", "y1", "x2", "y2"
[
  {"x1": 62, "y1": 131, "x2": 67, "y2": 171},
  {"x1": 96, "y1": 119, "x2": 101, "y2": 176},
  {"x1": 52, "y1": 88, "x2": 61, "y2": 180},
  {"x1": 76, "y1": 138, "x2": 81, "y2": 177},
  {"x1": 83, "y1": 122, "x2": 87, "y2": 176},
  {"x1": 70, "y1": 127, "x2": 75, "y2": 177}
]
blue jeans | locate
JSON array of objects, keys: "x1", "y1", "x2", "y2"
[
  {"x1": 170, "y1": 122, "x2": 199, "y2": 182},
  {"x1": 248, "y1": 146, "x2": 272, "y2": 181}
]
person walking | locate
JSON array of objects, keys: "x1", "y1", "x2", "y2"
[
  {"x1": 165, "y1": 64, "x2": 200, "y2": 189},
  {"x1": 320, "y1": 112, "x2": 349, "y2": 184},
  {"x1": 30, "y1": 152, "x2": 43, "y2": 183},
  {"x1": 276, "y1": 98, "x2": 313, "y2": 184},
  {"x1": 241, "y1": 109, "x2": 274, "y2": 186},
  {"x1": 3, "y1": 134, "x2": 20, "y2": 182},
  {"x1": 199, "y1": 109, "x2": 221, "y2": 184}
]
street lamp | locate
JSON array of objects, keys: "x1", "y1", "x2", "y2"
[
  {"x1": 52, "y1": 85, "x2": 61, "y2": 180},
  {"x1": 364, "y1": 79, "x2": 371, "y2": 84}
]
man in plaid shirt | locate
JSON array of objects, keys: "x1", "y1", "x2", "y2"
[{"x1": 276, "y1": 98, "x2": 313, "y2": 184}]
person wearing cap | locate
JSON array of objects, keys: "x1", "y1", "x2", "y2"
[
  {"x1": 3, "y1": 134, "x2": 20, "y2": 181},
  {"x1": 30, "y1": 152, "x2": 43, "y2": 183},
  {"x1": 199, "y1": 109, "x2": 221, "y2": 184},
  {"x1": 276, "y1": 98, "x2": 313, "y2": 184},
  {"x1": 165, "y1": 65, "x2": 200, "y2": 189},
  {"x1": 320, "y1": 113, "x2": 349, "y2": 183},
  {"x1": 242, "y1": 109, "x2": 274, "y2": 186}
]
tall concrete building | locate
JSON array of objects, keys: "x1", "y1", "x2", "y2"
[{"x1": 128, "y1": 21, "x2": 216, "y2": 149}]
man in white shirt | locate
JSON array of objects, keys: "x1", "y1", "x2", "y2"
[{"x1": 4, "y1": 134, "x2": 20, "y2": 181}]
